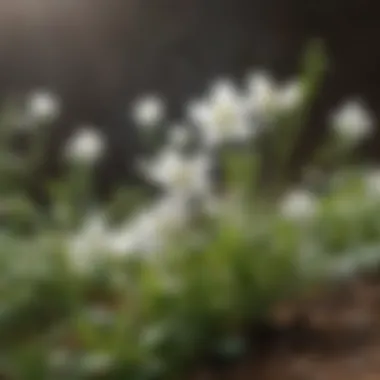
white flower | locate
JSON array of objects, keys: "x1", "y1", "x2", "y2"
[
  {"x1": 132, "y1": 95, "x2": 165, "y2": 129},
  {"x1": 25, "y1": 90, "x2": 60, "y2": 124},
  {"x1": 246, "y1": 71, "x2": 276, "y2": 115},
  {"x1": 280, "y1": 189, "x2": 318, "y2": 221},
  {"x1": 66, "y1": 213, "x2": 112, "y2": 272},
  {"x1": 67, "y1": 207, "x2": 173, "y2": 267},
  {"x1": 139, "y1": 148, "x2": 212, "y2": 196},
  {"x1": 277, "y1": 81, "x2": 303, "y2": 111},
  {"x1": 245, "y1": 72, "x2": 303, "y2": 117},
  {"x1": 64, "y1": 127, "x2": 105, "y2": 164},
  {"x1": 331, "y1": 99, "x2": 373, "y2": 143},
  {"x1": 109, "y1": 196, "x2": 190, "y2": 256},
  {"x1": 66, "y1": 211, "x2": 137, "y2": 269},
  {"x1": 188, "y1": 79, "x2": 253, "y2": 146}
]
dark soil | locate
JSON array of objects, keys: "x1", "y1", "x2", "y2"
[{"x1": 191, "y1": 272, "x2": 380, "y2": 379}]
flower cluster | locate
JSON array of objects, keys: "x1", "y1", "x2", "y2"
[
  {"x1": 62, "y1": 72, "x2": 308, "y2": 268},
  {"x1": 61, "y1": 70, "x2": 380, "y2": 272}
]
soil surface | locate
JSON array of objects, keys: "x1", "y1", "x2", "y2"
[{"x1": 192, "y1": 271, "x2": 380, "y2": 379}]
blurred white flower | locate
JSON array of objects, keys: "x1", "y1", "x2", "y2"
[
  {"x1": 67, "y1": 197, "x2": 191, "y2": 264},
  {"x1": 188, "y1": 79, "x2": 253, "y2": 146},
  {"x1": 246, "y1": 72, "x2": 303, "y2": 117},
  {"x1": 363, "y1": 169, "x2": 380, "y2": 198},
  {"x1": 106, "y1": 227, "x2": 140, "y2": 258},
  {"x1": 139, "y1": 148, "x2": 212, "y2": 196},
  {"x1": 26, "y1": 90, "x2": 60, "y2": 123},
  {"x1": 280, "y1": 189, "x2": 318, "y2": 221},
  {"x1": 66, "y1": 213, "x2": 112, "y2": 272},
  {"x1": 331, "y1": 99, "x2": 373, "y2": 143},
  {"x1": 277, "y1": 81, "x2": 303, "y2": 111},
  {"x1": 137, "y1": 197, "x2": 190, "y2": 254},
  {"x1": 109, "y1": 196, "x2": 190, "y2": 256},
  {"x1": 246, "y1": 71, "x2": 275, "y2": 114},
  {"x1": 67, "y1": 211, "x2": 138, "y2": 269},
  {"x1": 132, "y1": 95, "x2": 165, "y2": 129},
  {"x1": 64, "y1": 127, "x2": 105, "y2": 164}
]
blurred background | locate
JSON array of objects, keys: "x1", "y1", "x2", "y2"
[
  {"x1": 2, "y1": 2, "x2": 380, "y2": 379},
  {"x1": 1, "y1": 0, "x2": 380, "y2": 198}
]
